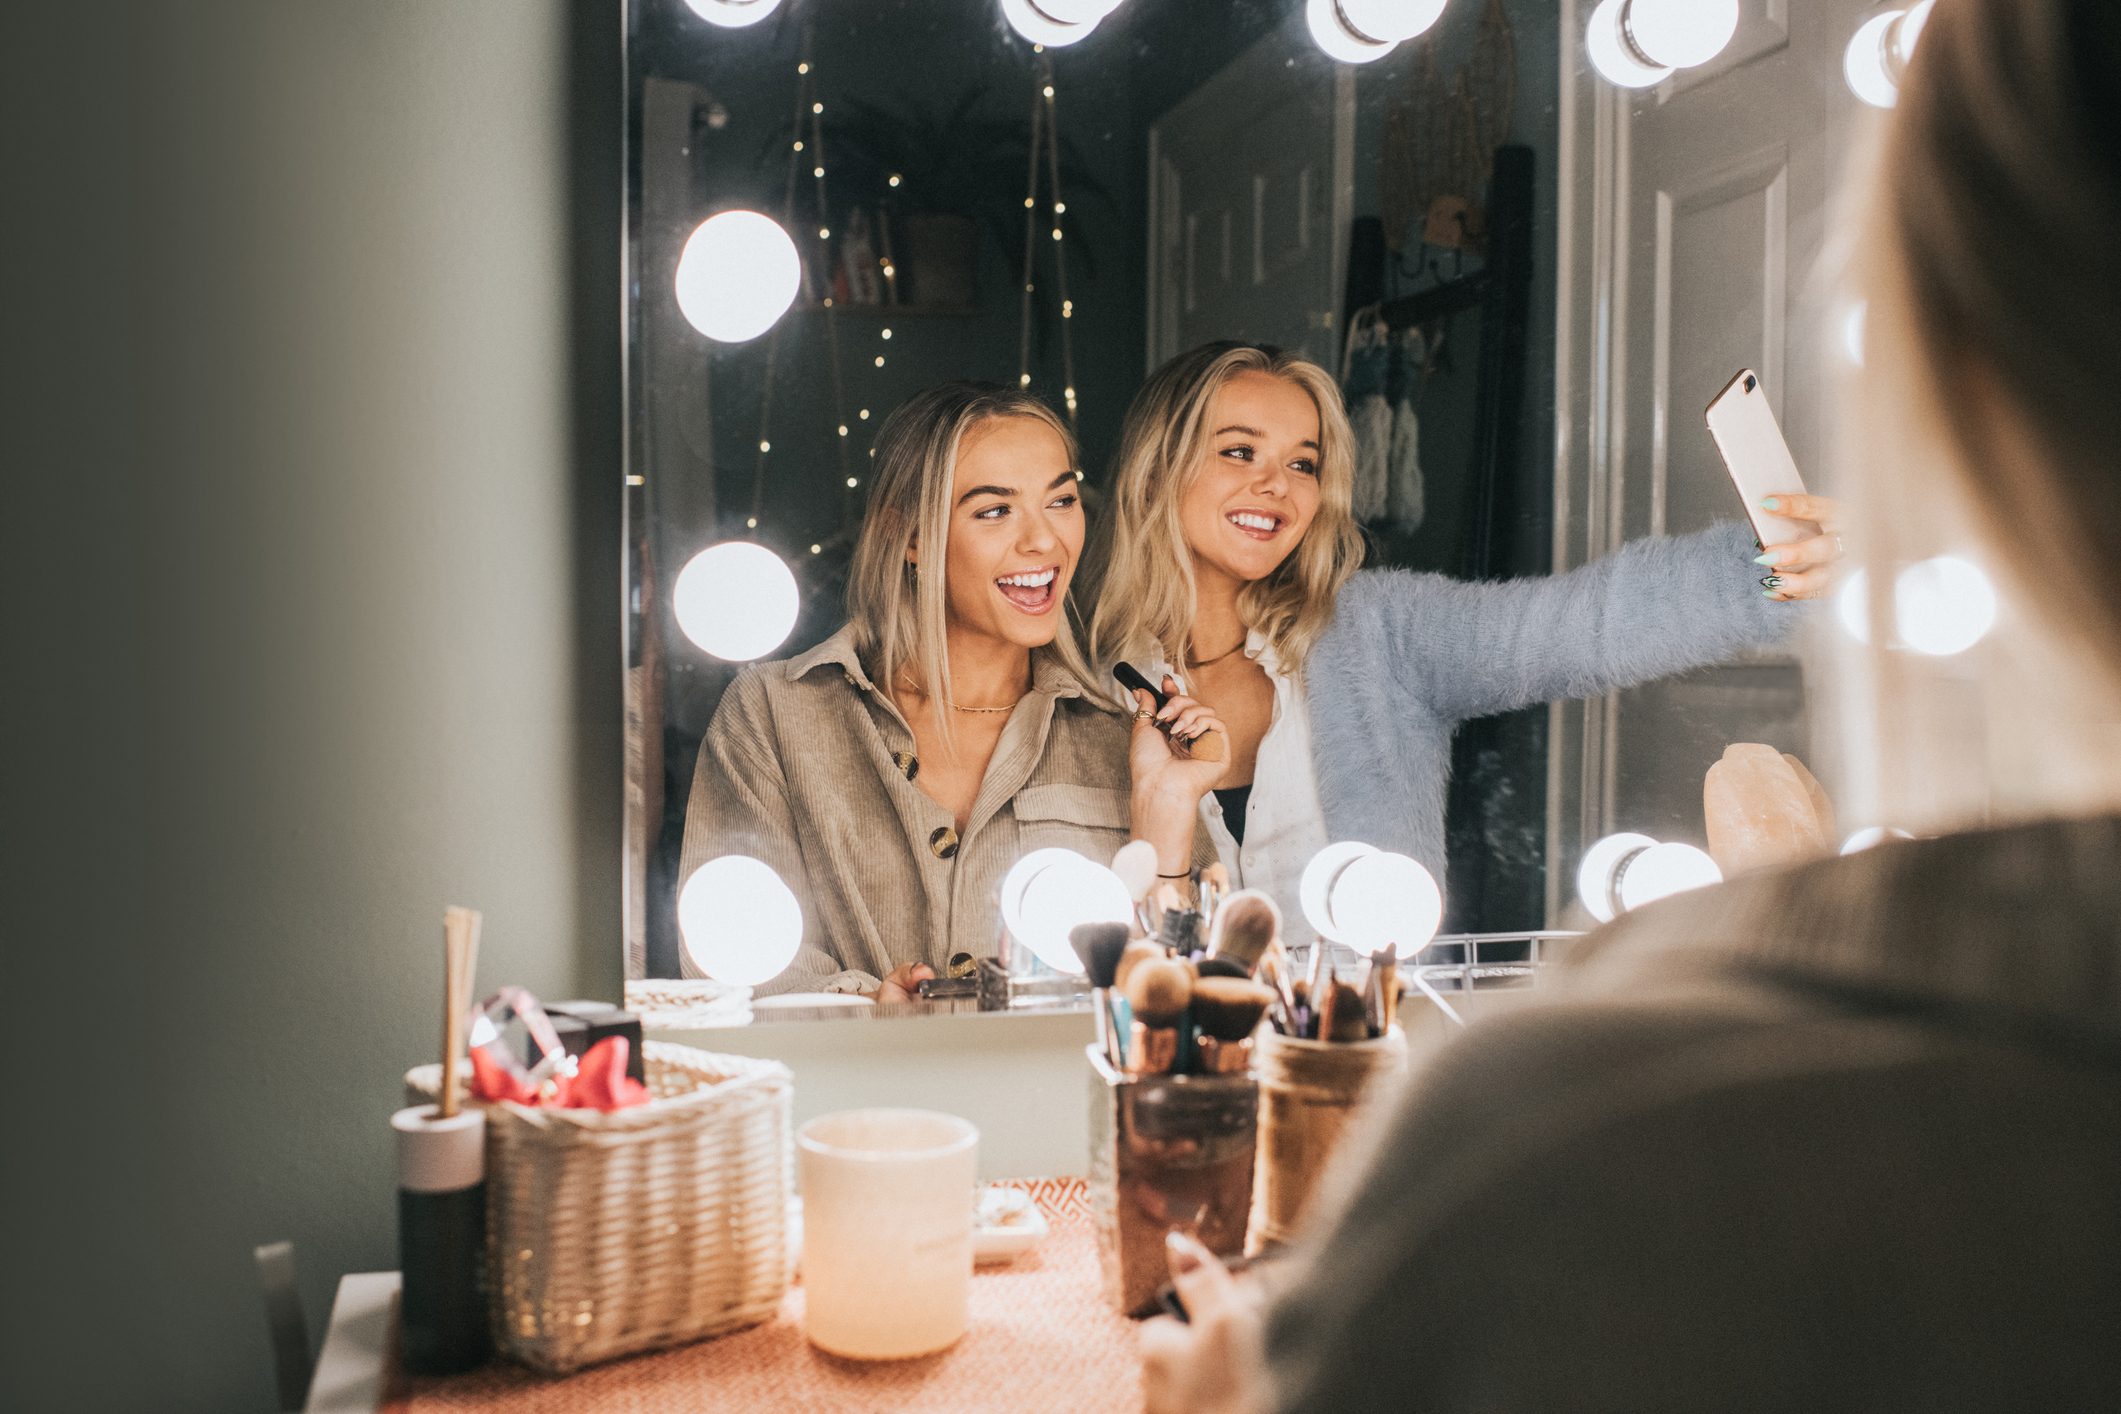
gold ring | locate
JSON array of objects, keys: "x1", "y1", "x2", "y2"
[{"x1": 1132, "y1": 707, "x2": 1157, "y2": 722}]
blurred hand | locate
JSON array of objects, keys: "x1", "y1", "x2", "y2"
[
  {"x1": 1140, "y1": 1232, "x2": 1266, "y2": 1414},
  {"x1": 1755, "y1": 493, "x2": 1846, "y2": 601},
  {"x1": 874, "y1": 961, "x2": 934, "y2": 1003}
]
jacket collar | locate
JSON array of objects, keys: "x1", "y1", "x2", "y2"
[{"x1": 784, "y1": 622, "x2": 1091, "y2": 704}]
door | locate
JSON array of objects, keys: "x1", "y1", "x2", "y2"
[
  {"x1": 1147, "y1": 16, "x2": 1355, "y2": 369},
  {"x1": 1550, "y1": 0, "x2": 1873, "y2": 916}
]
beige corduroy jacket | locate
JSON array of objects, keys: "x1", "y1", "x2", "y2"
[{"x1": 678, "y1": 624, "x2": 1171, "y2": 994}]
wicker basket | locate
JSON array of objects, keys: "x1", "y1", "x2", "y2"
[{"x1": 405, "y1": 1040, "x2": 792, "y2": 1374}]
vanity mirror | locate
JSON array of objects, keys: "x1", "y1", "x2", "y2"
[{"x1": 622, "y1": 0, "x2": 1899, "y2": 1015}]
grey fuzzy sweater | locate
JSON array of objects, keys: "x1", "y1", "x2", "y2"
[{"x1": 1304, "y1": 521, "x2": 1789, "y2": 888}]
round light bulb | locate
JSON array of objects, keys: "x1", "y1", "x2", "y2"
[
  {"x1": 1010, "y1": 852, "x2": 1132, "y2": 973},
  {"x1": 1894, "y1": 555, "x2": 1998, "y2": 657},
  {"x1": 1894, "y1": 0, "x2": 1934, "y2": 66},
  {"x1": 1000, "y1": 848, "x2": 1088, "y2": 947},
  {"x1": 682, "y1": 0, "x2": 783, "y2": 29},
  {"x1": 1327, "y1": 851, "x2": 1444, "y2": 951},
  {"x1": 1300, "y1": 841, "x2": 1380, "y2": 941},
  {"x1": 1844, "y1": 10, "x2": 1903, "y2": 109},
  {"x1": 1842, "y1": 301, "x2": 1868, "y2": 366},
  {"x1": 1835, "y1": 566, "x2": 1874, "y2": 646},
  {"x1": 1336, "y1": 0, "x2": 1449, "y2": 44},
  {"x1": 1000, "y1": 0, "x2": 1101, "y2": 47},
  {"x1": 1841, "y1": 826, "x2": 1914, "y2": 855},
  {"x1": 674, "y1": 210, "x2": 801, "y2": 343},
  {"x1": 1305, "y1": 0, "x2": 1397, "y2": 65},
  {"x1": 1576, "y1": 832, "x2": 1657, "y2": 924},
  {"x1": 1586, "y1": 0, "x2": 1672, "y2": 88},
  {"x1": 1623, "y1": 0, "x2": 1739, "y2": 69},
  {"x1": 677, "y1": 855, "x2": 803, "y2": 986},
  {"x1": 672, "y1": 541, "x2": 800, "y2": 661},
  {"x1": 1615, "y1": 841, "x2": 1722, "y2": 912}
]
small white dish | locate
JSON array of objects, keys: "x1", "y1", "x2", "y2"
[{"x1": 975, "y1": 1184, "x2": 1048, "y2": 1266}]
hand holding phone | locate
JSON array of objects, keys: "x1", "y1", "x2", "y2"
[{"x1": 1706, "y1": 370, "x2": 1846, "y2": 598}]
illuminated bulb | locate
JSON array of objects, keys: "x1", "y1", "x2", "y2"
[
  {"x1": 1019, "y1": 373, "x2": 1032, "y2": 387},
  {"x1": 812, "y1": 102, "x2": 823, "y2": 115},
  {"x1": 1000, "y1": 0, "x2": 1102, "y2": 47},
  {"x1": 838, "y1": 424, "x2": 849, "y2": 436},
  {"x1": 677, "y1": 855, "x2": 802, "y2": 986},
  {"x1": 797, "y1": 62, "x2": 809, "y2": 74},
  {"x1": 1010, "y1": 852, "x2": 1131, "y2": 973},
  {"x1": 846, "y1": 477, "x2": 858, "y2": 488},
  {"x1": 859, "y1": 408, "x2": 870, "y2": 419},
  {"x1": 809, "y1": 543, "x2": 822, "y2": 554},
  {"x1": 1300, "y1": 841, "x2": 1380, "y2": 941},
  {"x1": 1615, "y1": 842, "x2": 1722, "y2": 911},
  {"x1": 1306, "y1": 0, "x2": 1396, "y2": 64},
  {"x1": 745, "y1": 516, "x2": 757, "y2": 528},
  {"x1": 1836, "y1": 567, "x2": 1873, "y2": 646},
  {"x1": 813, "y1": 166, "x2": 824, "y2": 178},
  {"x1": 1337, "y1": 0, "x2": 1449, "y2": 44},
  {"x1": 1895, "y1": 555, "x2": 1997, "y2": 657},
  {"x1": 875, "y1": 355, "x2": 886, "y2": 367},
  {"x1": 682, "y1": 0, "x2": 783, "y2": 30},
  {"x1": 1586, "y1": 0, "x2": 1670, "y2": 88},
  {"x1": 1621, "y1": 0, "x2": 1738, "y2": 68},
  {"x1": 1576, "y1": 832, "x2": 1655, "y2": 923},
  {"x1": 673, "y1": 541, "x2": 800, "y2": 661},
  {"x1": 792, "y1": 141, "x2": 804, "y2": 152},
  {"x1": 1051, "y1": 228, "x2": 1063, "y2": 241},
  {"x1": 1844, "y1": 10, "x2": 1905, "y2": 108},
  {"x1": 1326, "y1": 851, "x2": 1444, "y2": 951},
  {"x1": 818, "y1": 226, "x2": 830, "y2": 240},
  {"x1": 1842, "y1": 826, "x2": 1914, "y2": 855},
  {"x1": 1842, "y1": 301, "x2": 1868, "y2": 366},
  {"x1": 673, "y1": 210, "x2": 801, "y2": 343},
  {"x1": 1001, "y1": 848, "x2": 1099, "y2": 964},
  {"x1": 759, "y1": 440, "x2": 771, "y2": 453},
  {"x1": 1043, "y1": 85, "x2": 1056, "y2": 99},
  {"x1": 1033, "y1": 0, "x2": 1124, "y2": 22},
  {"x1": 880, "y1": 328, "x2": 893, "y2": 340},
  {"x1": 1054, "y1": 202, "x2": 1066, "y2": 215},
  {"x1": 888, "y1": 174, "x2": 902, "y2": 187}
]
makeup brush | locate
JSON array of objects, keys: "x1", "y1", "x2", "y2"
[
  {"x1": 1114, "y1": 939, "x2": 1168, "y2": 993},
  {"x1": 1198, "y1": 861, "x2": 1230, "y2": 924},
  {"x1": 1303, "y1": 940, "x2": 1333, "y2": 1039},
  {"x1": 1125, "y1": 957, "x2": 1194, "y2": 1075},
  {"x1": 1322, "y1": 979, "x2": 1371, "y2": 1043},
  {"x1": 1191, "y1": 977, "x2": 1273, "y2": 1073},
  {"x1": 1207, "y1": 889, "x2": 1280, "y2": 976},
  {"x1": 438, "y1": 905, "x2": 483, "y2": 1119},
  {"x1": 1074, "y1": 922, "x2": 1133, "y2": 1070},
  {"x1": 1110, "y1": 839, "x2": 1161, "y2": 905},
  {"x1": 1195, "y1": 956, "x2": 1252, "y2": 980},
  {"x1": 1115, "y1": 663, "x2": 1228, "y2": 763},
  {"x1": 1358, "y1": 944, "x2": 1398, "y2": 1036},
  {"x1": 1257, "y1": 946, "x2": 1301, "y2": 1035}
]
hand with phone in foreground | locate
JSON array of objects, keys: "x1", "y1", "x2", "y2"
[{"x1": 1140, "y1": 1232, "x2": 1268, "y2": 1414}]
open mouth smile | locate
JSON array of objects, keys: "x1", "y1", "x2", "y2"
[
  {"x1": 1226, "y1": 509, "x2": 1285, "y2": 541},
  {"x1": 995, "y1": 565, "x2": 1061, "y2": 614}
]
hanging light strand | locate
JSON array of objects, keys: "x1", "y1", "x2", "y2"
[
  {"x1": 1040, "y1": 55, "x2": 1079, "y2": 426},
  {"x1": 806, "y1": 96, "x2": 855, "y2": 504},
  {"x1": 750, "y1": 21, "x2": 819, "y2": 527},
  {"x1": 1016, "y1": 54, "x2": 1046, "y2": 393}
]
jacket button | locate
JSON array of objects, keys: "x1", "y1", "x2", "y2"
[
  {"x1": 893, "y1": 750, "x2": 919, "y2": 781},
  {"x1": 928, "y1": 826, "x2": 959, "y2": 860}
]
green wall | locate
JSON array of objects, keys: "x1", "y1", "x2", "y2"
[{"x1": 9, "y1": 3, "x2": 624, "y2": 1409}]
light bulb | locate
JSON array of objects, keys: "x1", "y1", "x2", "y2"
[
  {"x1": 1305, "y1": 0, "x2": 1397, "y2": 65},
  {"x1": 1576, "y1": 832, "x2": 1656, "y2": 923},
  {"x1": 672, "y1": 541, "x2": 800, "y2": 661},
  {"x1": 1008, "y1": 851, "x2": 1132, "y2": 973},
  {"x1": 1836, "y1": 567, "x2": 1873, "y2": 646},
  {"x1": 682, "y1": 0, "x2": 783, "y2": 29},
  {"x1": 678, "y1": 855, "x2": 803, "y2": 986},
  {"x1": 1842, "y1": 301, "x2": 1868, "y2": 366},
  {"x1": 1586, "y1": 0, "x2": 1671, "y2": 89},
  {"x1": 1000, "y1": 0, "x2": 1101, "y2": 47},
  {"x1": 1326, "y1": 851, "x2": 1443, "y2": 951},
  {"x1": 1895, "y1": 0, "x2": 1934, "y2": 64},
  {"x1": 674, "y1": 210, "x2": 801, "y2": 343},
  {"x1": 1300, "y1": 841, "x2": 1380, "y2": 941},
  {"x1": 1841, "y1": 826, "x2": 1914, "y2": 855},
  {"x1": 1336, "y1": 0, "x2": 1449, "y2": 44},
  {"x1": 1623, "y1": 0, "x2": 1738, "y2": 69},
  {"x1": 1615, "y1": 842, "x2": 1722, "y2": 911},
  {"x1": 1000, "y1": 848, "x2": 1086, "y2": 946},
  {"x1": 1844, "y1": 10, "x2": 1904, "y2": 108},
  {"x1": 1894, "y1": 555, "x2": 1997, "y2": 657}
]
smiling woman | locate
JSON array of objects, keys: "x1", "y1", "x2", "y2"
[{"x1": 678, "y1": 382, "x2": 1221, "y2": 998}]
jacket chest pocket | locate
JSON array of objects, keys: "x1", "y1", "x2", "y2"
[{"x1": 1012, "y1": 782, "x2": 1131, "y2": 858}]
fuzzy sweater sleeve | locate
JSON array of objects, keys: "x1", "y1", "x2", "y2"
[{"x1": 1365, "y1": 521, "x2": 1794, "y2": 724}]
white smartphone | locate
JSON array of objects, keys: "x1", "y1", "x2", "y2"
[{"x1": 1705, "y1": 369, "x2": 1813, "y2": 548}]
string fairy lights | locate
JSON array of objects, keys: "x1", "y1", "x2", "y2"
[{"x1": 1014, "y1": 50, "x2": 1081, "y2": 426}]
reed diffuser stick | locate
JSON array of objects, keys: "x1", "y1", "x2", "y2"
[{"x1": 438, "y1": 905, "x2": 483, "y2": 1118}]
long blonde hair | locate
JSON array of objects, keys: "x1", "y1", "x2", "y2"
[
  {"x1": 1087, "y1": 342, "x2": 1367, "y2": 672},
  {"x1": 845, "y1": 382, "x2": 1099, "y2": 749},
  {"x1": 1839, "y1": 0, "x2": 2121, "y2": 828}
]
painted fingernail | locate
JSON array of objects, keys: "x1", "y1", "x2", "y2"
[
  {"x1": 1760, "y1": 497, "x2": 1781, "y2": 511},
  {"x1": 1760, "y1": 575, "x2": 1784, "y2": 589},
  {"x1": 1753, "y1": 552, "x2": 1778, "y2": 566},
  {"x1": 1763, "y1": 589, "x2": 1783, "y2": 600}
]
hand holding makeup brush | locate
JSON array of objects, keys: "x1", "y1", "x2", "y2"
[
  {"x1": 1127, "y1": 677, "x2": 1229, "y2": 879},
  {"x1": 1140, "y1": 1232, "x2": 1267, "y2": 1414}
]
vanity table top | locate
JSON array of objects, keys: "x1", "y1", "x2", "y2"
[{"x1": 312, "y1": 1181, "x2": 1142, "y2": 1413}]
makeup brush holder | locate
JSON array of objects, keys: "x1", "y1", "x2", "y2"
[
  {"x1": 1086, "y1": 1045, "x2": 1258, "y2": 1318},
  {"x1": 1250, "y1": 1027, "x2": 1406, "y2": 1254}
]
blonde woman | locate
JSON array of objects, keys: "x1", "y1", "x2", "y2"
[
  {"x1": 1090, "y1": 340, "x2": 1841, "y2": 934},
  {"x1": 681, "y1": 382, "x2": 1222, "y2": 997}
]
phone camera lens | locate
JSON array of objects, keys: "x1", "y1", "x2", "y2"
[{"x1": 1743, "y1": 374, "x2": 1758, "y2": 393}]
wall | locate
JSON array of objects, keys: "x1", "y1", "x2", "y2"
[{"x1": 8, "y1": 3, "x2": 623, "y2": 1409}]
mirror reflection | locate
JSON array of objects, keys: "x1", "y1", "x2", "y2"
[{"x1": 624, "y1": 0, "x2": 1869, "y2": 1018}]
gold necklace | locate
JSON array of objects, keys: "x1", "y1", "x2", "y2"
[
  {"x1": 893, "y1": 675, "x2": 1021, "y2": 714},
  {"x1": 1185, "y1": 637, "x2": 1249, "y2": 670}
]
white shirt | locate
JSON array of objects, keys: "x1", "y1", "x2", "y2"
[{"x1": 1128, "y1": 631, "x2": 1331, "y2": 948}]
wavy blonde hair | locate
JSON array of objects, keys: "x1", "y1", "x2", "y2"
[
  {"x1": 1087, "y1": 342, "x2": 1367, "y2": 673},
  {"x1": 846, "y1": 382, "x2": 1098, "y2": 752}
]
